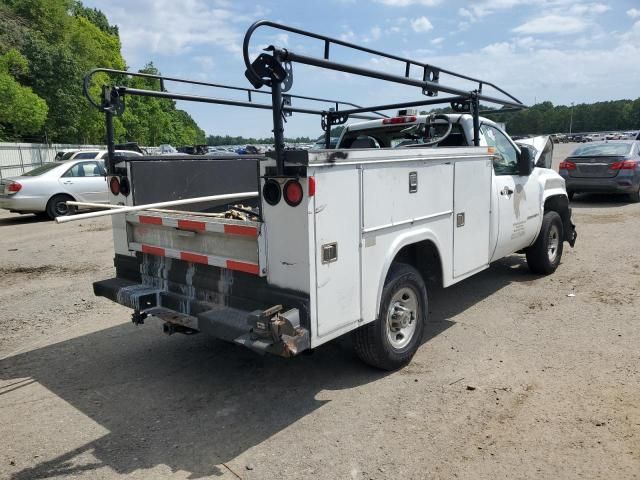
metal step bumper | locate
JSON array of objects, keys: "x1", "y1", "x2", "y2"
[{"x1": 93, "y1": 276, "x2": 310, "y2": 357}]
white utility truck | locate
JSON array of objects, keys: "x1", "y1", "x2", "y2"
[{"x1": 71, "y1": 21, "x2": 576, "y2": 370}]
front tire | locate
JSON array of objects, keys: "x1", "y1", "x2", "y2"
[
  {"x1": 46, "y1": 194, "x2": 75, "y2": 220},
  {"x1": 353, "y1": 263, "x2": 427, "y2": 370},
  {"x1": 526, "y1": 211, "x2": 564, "y2": 274}
]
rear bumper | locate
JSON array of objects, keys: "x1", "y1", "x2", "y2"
[
  {"x1": 94, "y1": 254, "x2": 311, "y2": 357},
  {"x1": 0, "y1": 194, "x2": 46, "y2": 212},
  {"x1": 564, "y1": 176, "x2": 640, "y2": 194}
]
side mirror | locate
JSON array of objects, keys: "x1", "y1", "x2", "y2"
[{"x1": 518, "y1": 146, "x2": 533, "y2": 176}]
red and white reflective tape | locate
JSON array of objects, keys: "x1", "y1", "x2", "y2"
[
  {"x1": 129, "y1": 214, "x2": 259, "y2": 237},
  {"x1": 129, "y1": 242, "x2": 260, "y2": 276}
]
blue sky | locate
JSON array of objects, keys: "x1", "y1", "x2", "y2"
[{"x1": 85, "y1": 0, "x2": 640, "y2": 139}]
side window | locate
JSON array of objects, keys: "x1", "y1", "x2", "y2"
[
  {"x1": 63, "y1": 161, "x2": 104, "y2": 178},
  {"x1": 481, "y1": 125, "x2": 519, "y2": 175}
]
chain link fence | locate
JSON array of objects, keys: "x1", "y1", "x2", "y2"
[{"x1": 0, "y1": 143, "x2": 105, "y2": 180}]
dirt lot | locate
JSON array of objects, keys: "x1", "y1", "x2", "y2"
[{"x1": 1, "y1": 143, "x2": 639, "y2": 479}]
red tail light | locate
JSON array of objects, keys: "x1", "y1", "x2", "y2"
[
  {"x1": 610, "y1": 160, "x2": 637, "y2": 170},
  {"x1": 382, "y1": 116, "x2": 417, "y2": 125},
  {"x1": 308, "y1": 176, "x2": 316, "y2": 197},
  {"x1": 109, "y1": 176, "x2": 120, "y2": 195},
  {"x1": 7, "y1": 182, "x2": 22, "y2": 194},
  {"x1": 559, "y1": 160, "x2": 576, "y2": 170},
  {"x1": 283, "y1": 180, "x2": 303, "y2": 206}
]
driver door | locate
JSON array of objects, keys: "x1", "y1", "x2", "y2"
[{"x1": 481, "y1": 124, "x2": 541, "y2": 261}]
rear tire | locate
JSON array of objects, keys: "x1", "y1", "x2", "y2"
[
  {"x1": 567, "y1": 191, "x2": 575, "y2": 201},
  {"x1": 526, "y1": 211, "x2": 564, "y2": 275},
  {"x1": 628, "y1": 187, "x2": 640, "y2": 203},
  {"x1": 46, "y1": 194, "x2": 75, "y2": 220},
  {"x1": 353, "y1": 263, "x2": 426, "y2": 370}
]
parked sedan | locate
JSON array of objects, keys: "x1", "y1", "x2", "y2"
[
  {"x1": 0, "y1": 159, "x2": 110, "y2": 219},
  {"x1": 559, "y1": 141, "x2": 640, "y2": 202}
]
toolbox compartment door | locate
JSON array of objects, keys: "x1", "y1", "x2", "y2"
[
  {"x1": 452, "y1": 159, "x2": 492, "y2": 277},
  {"x1": 313, "y1": 167, "x2": 361, "y2": 337}
]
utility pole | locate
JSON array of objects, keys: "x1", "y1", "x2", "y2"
[{"x1": 569, "y1": 102, "x2": 574, "y2": 135}]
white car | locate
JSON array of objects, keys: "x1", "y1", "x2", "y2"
[{"x1": 1, "y1": 156, "x2": 134, "y2": 219}]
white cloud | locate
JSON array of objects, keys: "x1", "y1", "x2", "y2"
[
  {"x1": 569, "y1": 3, "x2": 609, "y2": 15},
  {"x1": 411, "y1": 16, "x2": 434, "y2": 32},
  {"x1": 339, "y1": 30, "x2": 356, "y2": 42},
  {"x1": 628, "y1": 8, "x2": 640, "y2": 19},
  {"x1": 512, "y1": 15, "x2": 589, "y2": 35},
  {"x1": 376, "y1": 0, "x2": 441, "y2": 6},
  {"x1": 407, "y1": 20, "x2": 640, "y2": 109},
  {"x1": 458, "y1": 7, "x2": 474, "y2": 21},
  {"x1": 456, "y1": 0, "x2": 598, "y2": 22},
  {"x1": 431, "y1": 37, "x2": 444, "y2": 45},
  {"x1": 92, "y1": 0, "x2": 270, "y2": 62}
]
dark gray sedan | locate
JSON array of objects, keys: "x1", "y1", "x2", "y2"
[{"x1": 559, "y1": 141, "x2": 640, "y2": 202}]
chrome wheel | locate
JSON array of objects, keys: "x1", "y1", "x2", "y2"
[
  {"x1": 386, "y1": 287, "x2": 418, "y2": 349},
  {"x1": 547, "y1": 224, "x2": 560, "y2": 263}
]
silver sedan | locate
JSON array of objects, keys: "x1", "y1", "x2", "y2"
[{"x1": 0, "y1": 159, "x2": 109, "y2": 219}]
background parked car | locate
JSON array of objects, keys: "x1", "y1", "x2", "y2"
[
  {"x1": 559, "y1": 141, "x2": 640, "y2": 202},
  {"x1": 0, "y1": 152, "x2": 137, "y2": 219}
]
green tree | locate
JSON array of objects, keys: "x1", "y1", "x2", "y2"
[{"x1": 0, "y1": 49, "x2": 48, "y2": 139}]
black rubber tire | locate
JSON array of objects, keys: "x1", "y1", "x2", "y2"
[
  {"x1": 526, "y1": 211, "x2": 564, "y2": 275},
  {"x1": 352, "y1": 263, "x2": 427, "y2": 370},
  {"x1": 628, "y1": 187, "x2": 640, "y2": 203},
  {"x1": 567, "y1": 191, "x2": 575, "y2": 201},
  {"x1": 46, "y1": 194, "x2": 75, "y2": 220}
]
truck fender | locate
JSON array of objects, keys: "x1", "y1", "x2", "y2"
[
  {"x1": 374, "y1": 228, "x2": 445, "y2": 315},
  {"x1": 541, "y1": 190, "x2": 575, "y2": 245}
]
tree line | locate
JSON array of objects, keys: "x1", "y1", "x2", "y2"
[
  {"x1": 0, "y1": 0, "x2": 205, "y2": 145},
  {"x1": 423, "y1": 99, "x2": 640, "y2": 136}
]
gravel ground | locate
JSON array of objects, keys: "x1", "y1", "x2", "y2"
[{"x1": 1, "y1": 143, "x2": 638, "y2": 480}]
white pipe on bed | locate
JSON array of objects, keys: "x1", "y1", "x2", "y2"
[
  {"x1": 56, "y1": 192, "x2": 258, "y2": 224},
  {"x1": 65, "y1": 201, "x2": 231, "y2": 218}
]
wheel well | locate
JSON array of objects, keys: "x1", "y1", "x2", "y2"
[
  {"x1": 544, "y1": 195, "x2": 571, "y2": 240},
  {"x1": 392, "y1": 240, "x2": 443, "y2": 288},
  {"x1": 47, "y1": 193, "x2": 75, "y2": 205}
]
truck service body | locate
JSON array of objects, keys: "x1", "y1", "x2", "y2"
[{"x1": 75, "y1": 21, "x2": 576, "y2": 369}]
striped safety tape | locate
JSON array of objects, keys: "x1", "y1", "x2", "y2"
[
  {"x1": 130, "y1": 214, "x2": 259, "y2": 237},
  {"x1": 129, "y1": 242, "x2": 260, "y2": 276}
]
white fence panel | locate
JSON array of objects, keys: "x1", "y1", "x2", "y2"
[{"x1": 0, "y1": 143, "x2": 105, "y2": 180}]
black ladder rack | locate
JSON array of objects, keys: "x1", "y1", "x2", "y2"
[{"x1": 85, "y1": 20, "x2": 527, "y2": 175}]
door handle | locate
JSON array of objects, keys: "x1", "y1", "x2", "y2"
[
  {"x1": 500, "y1": 186, "x2": 514, "y2": 196},
  {"x1": 62, "y1": 181, "x2": 73, "y2": 185}
]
